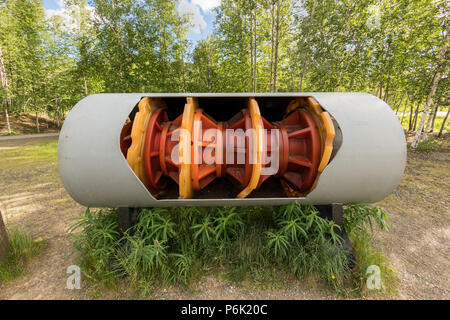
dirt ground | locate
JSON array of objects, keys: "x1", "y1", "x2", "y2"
[
  {"x1": 0, "y1": 112, "x2": 60, "y2": 136},
  {"x1": 0, "y1": 135, "x2": 448, "y2": 300}
]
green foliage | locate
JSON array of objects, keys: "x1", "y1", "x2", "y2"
[
  {"x1": 265, "y1": 231, "x2": 289, "y2": 258},
  {"x1": 69, "y1": 202, "x2": 398, "y2": 297},
  {"x1": 213, "y1": 207, "x2": 244, "y2": 241},
  {"x1": 1, "y1": 0, "x2": 447, "y2": 131},
  {"x1": 70, "y1": 203, "x2": 361, "y2": 296},
  {"x1": 191, "y1": 215, "x2": 215, "y2": 247},
  {"x1": 68, "y1": 208, "x2": 121, "y2": 285},
  {"x1": 344, "y1": 203, "x2": 389, "y2": 237},
  {"x1": 0, "y1": 227, "x2": 46, "y2": 283}
]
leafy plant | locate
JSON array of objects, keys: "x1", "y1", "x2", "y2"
[
  {"x1": 69, "y1": 202, "x2": 394, "y2": 298},
  {"x1": 213, "y1": 207, "x2": 244, "y2": 241},
  {"x1": 279, "y1": 218, "x2": 307, "y2": 243},
  {"x1": 265, "y1": 231, "x2": 289, "y2": 258},
  {"x1": 68, "y1": 208, "x2": 121, "y2": 283},
  {"x1": 191, "y1": 215, "x2": 215, "y2": 246},
  {"x1": 343, "y1": 203, "x2": 389, "y2": 236}
]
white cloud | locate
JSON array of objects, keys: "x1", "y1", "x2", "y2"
[
  {"x1": 44, "y1": 0, "x2": 65, "y2": 18},
  {"x1": 45, "y1": 8, "x2": 73, "y2": 29},
  {"x1": 45, "y1": 0, "x2": 220, "y2": 35},
  {"x1": 178, "y1": 0, "x2": 208, "y2": 34},
  {"x1": 191, "y1": 0, "x2": 221, "y2": 12},
  {"x1": 45, "y1": 1, "x2": 95, "y2": 33}
]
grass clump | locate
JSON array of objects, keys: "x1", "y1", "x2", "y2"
[
  {"x1": 343, "y1": 204, "x2": 399, "y2": 297},
  {"x1": 411, "y1": 133, "x2": 450, "y2": 153},
  {"x1": 68, "y1": 208, "x2": 121, "y2": 288},
  {"x1": 0, "y1": 228, "x2": 46, "y2": 283},
  {"x1": 70, "y1": 202, "x2": 394, "y2": 298}
]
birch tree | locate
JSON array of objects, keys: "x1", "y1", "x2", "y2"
[
  {"x1": 411, "y1": 32, "x2": 448, "y2": 149},
  {"x1": 0, "y1": 46, "x2": 11, "y2": 134}
]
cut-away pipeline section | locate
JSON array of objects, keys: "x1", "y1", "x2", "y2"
[
  {"x1": 57, "y1": 93, "x2": 407, "y2": 208},
  {"x1": 121, "y1": 96, "x2": 336, "y2": 199}
]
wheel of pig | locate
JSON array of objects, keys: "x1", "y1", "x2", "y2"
[
  {"x1": 120, "y1": 121, "x2": 133, "y2": 157},
  {"x1": 278, "y1": 108, "x2": 321, "y2": 192},
  {"x1": 144, "y1": 108, "x2": 169, "y2": 191}
]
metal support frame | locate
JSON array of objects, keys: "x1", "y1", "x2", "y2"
[
  {"x1": 315, "y1": 203, "x2": 343, "y2": 227},
  {"x1": 315, "y1": 203, "x2": 355, "y2": 268},
  {"x1": 118, "y1": 207, "x2": 139, "y2": 234}
]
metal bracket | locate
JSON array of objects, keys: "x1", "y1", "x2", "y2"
[
  {"x1": 315, "y1": 203, "x2": 355, "y2": 269},
  {"x1": 118, "y1": 207, "x2": 139, "y2": 234},
  {"x1": 315, "y1": 203, "x2": 343, "y2": 227}
]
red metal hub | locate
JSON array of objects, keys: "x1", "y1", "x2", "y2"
[{"x1": 136, "y1": 107, "x2": 321, "y2": 194}]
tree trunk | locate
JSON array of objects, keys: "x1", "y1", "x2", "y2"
[
  {"x1": 408, "y1": 102, "x2": 415, "y2": 131},
  {"x1": 438, "y1": 107, "x2": 449, "y2": 137},
  {"x1": 400, "y1": 98, "x2": 409, "y2": 126},
  {"x1": 376, "y1": 83, "x2": 381, "y2": 98},
  {"x1": 0, "y1": 210, "x2": 9, "y2": 264},
  {"x1": 207, "y1": 41, "x2": 212, "y2": 92},
  {"x1": 55, "y1": 100, "x2": 60, "y2": 127},
  {"x1": 22, "y1": 97, "x2": 31, "y2": 113},
  {"x1": 299, "y1": 0, "x2": 317, "y2": 92},
  {"x1": 35, "y1": 111, "x2": 40, "y2": 133},
  {"x1": 411, "y1": 33, "x2": 448, "y2": 149},
  {"x1": 82, "y1": 71, "x2": 88, "y2": 96},
  {"x1": 249, "y1": 12, "x2": 254, "y2": 92},
  {"x1": 249, "y1": 8, "x2": 257, "y2": 93},
  {"x1": 0, "y1": 46, "x2": 12, "y2": 134},
  {"x1": 252, "y1": 9, "x2": 257, "y2": 92},
  {"x1": 413, "y1": 103, "x2": 421, "y2": 131},
  {"x1": 430, "y1": 104, "x2": 439, "y2": 132},
  {"x1": 269, "y1": 2, "x2": 275, "y2": 91},
  {"x1": 424, "y1": 103, "x2": 438, "y2": 139},
  {"x1": 383, "y1": 86, "x2": 389, "y2": 103},
  {"x1": 272, "y1": 0, "x2": 281, "y2": 92},
  {"x1": 423, "y1": 103, "x2": 435, "y2": 140},
  {"x1": 5, "y1": 107, "x2": 11, "y2": 134},
  {"x1": 395, "y1": 92, "x2": 405, "y2": 114},
  {"x1": 391, "y1": 90, "x2": 397, "y2": 108}
]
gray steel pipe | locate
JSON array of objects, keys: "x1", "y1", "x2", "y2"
[{"x1": 57, "y1": 93, "x2": 406, "y2": 207}]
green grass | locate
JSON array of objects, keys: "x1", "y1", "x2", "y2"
[
  {"x1": 407, "y1": 133, "x2": 450, "y2": 153},
  {"x1": 0, "y1": 140, "x2": 57, "y2": 169},
  {"x1": 343, "y1": 204, "x2": 399, "y2": 297},
  {"x1": 69, "y1": 203, "x2": 396, "y2": 298},
  {"x1": 0, "y1": 228, "x2": 47, "y2": 283},
  {"x1": 350, "y1": 233, "x2": 399, "y2": 297}
]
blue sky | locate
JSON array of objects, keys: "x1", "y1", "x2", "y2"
[
  {"x1": 188, "y1": 7, "x2": 216, "y2": 43},
  {"x1": 43, "y1": 0, "x2": 60, "y2": 10},
  {"x1": 43, "y1": 0, "x2": 218, "y2": 44}
]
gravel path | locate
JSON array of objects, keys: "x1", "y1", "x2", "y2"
[{"x1": 0, "y1": 133, "x2": 59, "y2": 141}]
